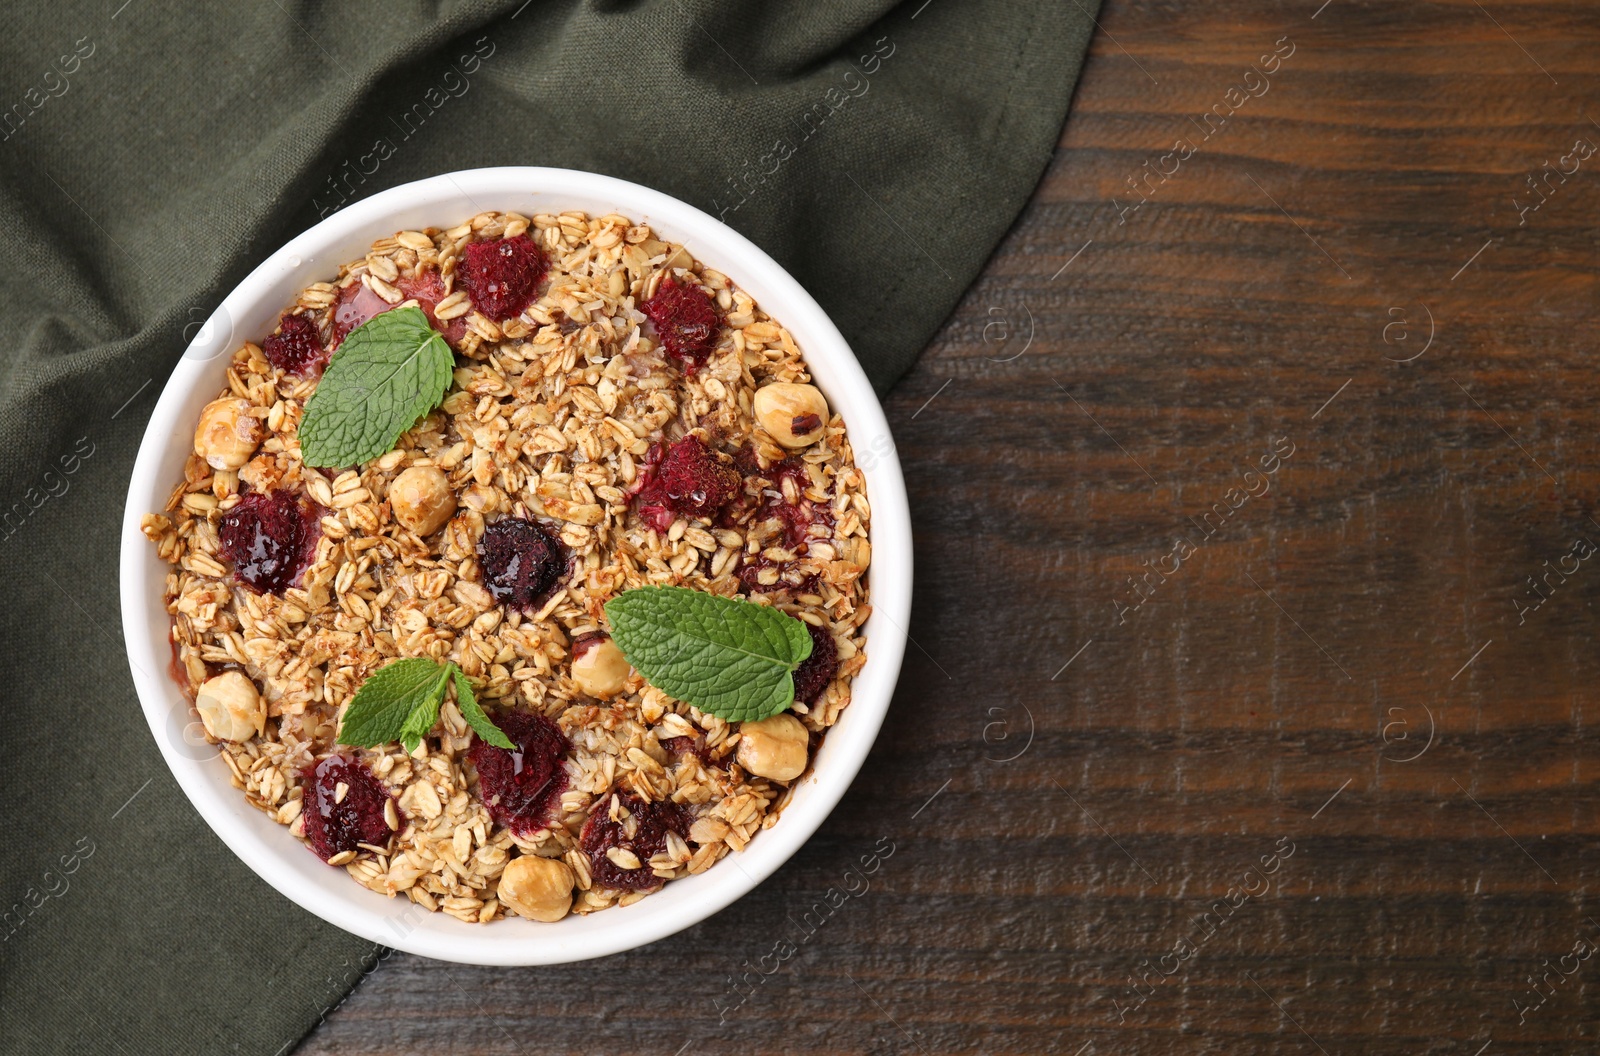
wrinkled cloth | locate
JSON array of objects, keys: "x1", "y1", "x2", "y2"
[{"x1": 0, "y1": 1, "x2": 1096, "y2": 1052}]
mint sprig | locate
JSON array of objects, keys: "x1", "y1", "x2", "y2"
[
  {"x1": 603, "y1": 586, "x2": 813, "y2": 722},
  {"x1": 338, "y1": 657, "x2": 513, "y2": 753},
  {"x1": 299, "y1": 305, "x2": 454, "y2": 467}
]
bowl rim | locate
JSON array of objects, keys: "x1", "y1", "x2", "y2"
[{"x1": 117, "y1": 166, "x2": 912, "y2": 965}]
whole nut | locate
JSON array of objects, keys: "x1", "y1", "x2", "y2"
[
  {"x1": 194, "y1": 397, "x2": 262, "y2": 470},
  {"x1": 571, "y1": 635, "x2": 631, "y2": 698},
  {"x1": 498, "y1": 855, "x2": 575, "y2": 922},
  {"x1": 389, "y1": 466, "x2": 456, "y2": 535},
  {"x1": 735, "y1": 713, "x2": 810, "y2": 782},
  {"x1": 753, "y1": 383, "x2": 829, "y2": 450},
  {"x1": 195, "y1": 671, "x2": 264, "y2": 742}
]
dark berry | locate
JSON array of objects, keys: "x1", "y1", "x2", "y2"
[
  {"x1": 477, "y1": 517, "x2": 568, "y2": 610},
  {"x1": 301, "y1": 755, "x2": 401, "y2": 863},
  {"x1": 792, "y1": 622, "x2": 838, "y2": 705},
  {"x1": 633, "y1": 436, "x2": 741, "y2": 530},
  {"x1": 262, "y1": 312, "x2": 327, "y2": 375},
  {"x1": 218, "y1": 490, "x2": 320, "y2": 595},
  {"x1": 468, "y1": 710, "x2": 572, "y2": 837},
  {"x1": 580, "y1": 791, "x2": 691, "y2": 891},
  {"x1": 640, "y1": 275, "x2": 722, "y2": 370},
  {"x1": 458, "y1": 234, "x2": 547, "y2": 321},
  {"x1": 662, "y1": 735, "x2": 716, "y2": 768}
]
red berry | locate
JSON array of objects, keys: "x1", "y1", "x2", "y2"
[
  {"x1": 792, "y1": 622, "x2": 838, "y2": 705},
  {"x1": 458, "y1": 234, "x2": 547, "y2": 321},
  {"x1": 262, "y1": 312, "x2": 326, "y2": 375},
  {"x1": 477, "y1": 517, "x2": 568, "y2": 610},
  {"x1": 640, "y1": 276, "x2": 722, "y2": 369},
  {"x1": 332, "y1": 270, "x2": 469, "y2": 349},
  {"x1": 580, "y1": 791, "x2": 691, "y2": 891},
  {"x1": 633, "y1": 436, "x2": 741, "y2": 530},
  {"x1": 300, "y1": 755, "x2": 401, "y2": 863},
  {"x1": 218, "y1": 491, "x2": 321, "y2": 595},
  {"x1": 468, "y1": 711, "x2": 571, "y2": 837}
]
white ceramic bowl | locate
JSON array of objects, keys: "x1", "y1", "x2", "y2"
[{"x1": 118, "y1": 167, "x2": 911, "y2": 966}]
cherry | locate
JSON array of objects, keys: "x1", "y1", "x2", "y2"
[
  {"x1": 792, "y1": 622, "x2": 838, "y2": 705},
  {"x1": 580, "y1": 791, "x2": 691, "y2": 891},
  {"x1": 468, "y1": 711, "x2": 571, "y2": 837},
  {"x1": 301, "y1": 755, "x2": 400, "y2": 863},
  {"x1": 477, "y1": 517, "x2": 568, "y2": 611},
  {"x1": 218, "y1": 490, "x2": 320, "y2": 595}
]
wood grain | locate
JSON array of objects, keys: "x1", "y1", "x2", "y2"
[{"x1": 297, "y1": 1, "x2": 1600, "y2": 1052}]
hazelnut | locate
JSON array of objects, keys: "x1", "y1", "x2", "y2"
[
  {"x1": 194, "y1": 397, "x2": 262, "y2": 470},
  {"x1": 195, "y1": 671, "x2": 264, "y2": 742},
  {"x1": 734, "y1": 713, "x2": 810, "y2": 782},
  {"x1": 498, "y1": 855, "x2": 575, "y2": 922},
  {"x1": 389, "y1": 466, "x2": 456, "y2": 536},
  {"x1": 753, "y1": 383, "x2": 829, "y2": 449},
  {"x1": 571, "y1": 635, "x2": 631, "y2": 698}
]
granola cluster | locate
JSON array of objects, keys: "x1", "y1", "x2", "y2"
[{"x1": 141, "y1": 210, "x2": 870, "y2": 922}]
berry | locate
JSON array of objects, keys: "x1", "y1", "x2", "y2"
[
  {"x1": 262, "y1": 312, "x2": 327, "y2": 375},
  {"x1": 331, "y1": 269, "x2": 469, "y2": 349},
  {"x1": 792, "y1": 622, "x2": 838, "y2": 705},
  {"x1": 478, "y1": 517, "x2": 568, "y2": 610},
  {"x1": 661, "y1": 735, "x2": 715, "y2": 767},
  {"x1": 458, "y1": 234, "x2": 547, "y2": 321},
  {"x1": 580, "y1": 791, "x2": 691, "y2": 891},
  {"x1": 468, "y1": 711, "x2": 571, "y2": 837},
  {"x1": 633, "y1": 436, "x2": 741, "y2": 530},
  {"x1": 640, "y1": 276, "x2": 722, "y2": 369},
  {"x1": 301, "y1": 755, "x2": 401, "y2": 863},
  {"x1": 218, "y1": 490, "x2": 320, "y2": 595}
]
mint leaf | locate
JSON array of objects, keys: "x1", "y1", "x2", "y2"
[
  {"x1": 451, "y1": 667, "x2": 514, "y2": 749},
  {"x1": 299, "y1": 305, "x2": 455, "y2": 467},
  {"x1": 604, "y1": 586, "x2": 813, "y2": 722},
  {"x1": 337, "y1": 657, "x2": 513, "y2": 752},
  {"x1": 338, "y1": 657, "x2": 448, "y2": 750}
]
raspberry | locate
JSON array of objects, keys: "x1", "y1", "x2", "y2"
[
  {"x1": 633, "y1": 436, "x2": 741, "y2": 530},
  {"x1": 262, "y1": 312, "x2": 327, "y2": 375},
  {"x1": 477, "y1": 517, "x2": 568, "y2": 610},
  {"x1": 300, "y1": 755, "x2": 401, "y2": 863},
  {"x1": 792, "y1": 622, "x2": 838, "y2": 705},
  {"x1": 458, "y1": 234, "x2": 547, "y2": 321},
  {"x1": 468, "y1": 711, "x2": 571, "y2": 837},
  {"x1": 580, "y1": 791, "x2": 691, "y2": 891},
  {"x1": 640, "y1": 276, "x2": 722, "y2": 370},
  {"x1": 218, "y1": 490, "x2": 320, "y2": 595}
]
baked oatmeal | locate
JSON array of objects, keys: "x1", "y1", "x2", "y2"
[{"x1": 140, "y1": 209, "x2": 871, "y2": 923}]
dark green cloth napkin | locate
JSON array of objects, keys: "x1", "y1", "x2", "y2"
[{"x1": 0, "y1": 1, "x2": 1096, "y2": 1052}]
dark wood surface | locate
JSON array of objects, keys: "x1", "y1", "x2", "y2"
[{"x1": 298, "y1": 2, "x2": 1600, "y2": 1052}]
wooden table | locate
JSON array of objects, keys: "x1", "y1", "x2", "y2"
[{"x1": 298, "y1": 2, "x2": 1600, "y2": 1051}]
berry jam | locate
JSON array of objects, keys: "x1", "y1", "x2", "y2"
[
  {"x1": 477, "y1": 517, "x2": 568, "y2": 611},
  {"x1": 640, "y1": 275, "x2": 722, "y2": 370},
  {"x1": 792, "y1": 622, "x2": 838, "y2": 705},
  {"x1": 301, "y1": 755, "x2": 400, "y2": 863},
  {"x1": 580, "y1": 791, "x2": 691, "y2": 891},
  {"x1": 261, "y1": 312, "x2": 327, "y2": 375},
  {"x1": 218, "y1": 490, "x2": 321, "y2": 595},
  {"x1": 468, "y1": 710, "x2": 571, "y2": 837},
  {"x1": 331, "y1": 269, "x2": 469, "y2": 348},
  {"x1": 458, "y1": 234, "x2": 547, "y2": 321},
  {"x1": 632, "y1": 436, "x2": 741, "y2": 531}
]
